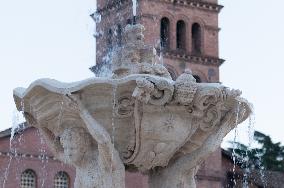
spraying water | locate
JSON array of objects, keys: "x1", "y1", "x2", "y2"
[
  {"x1": 132, "y1": 0, "x2": 137, "y2": 16},
  {"x1": 97, "y1": 52, "x2": 113, "y2": 77},
  {"x1": 39, "y1": 130, "x2": 48, "y2": 188},
  {"x1": 242, "y1": 113, "x2": 255, "y2": 188},
  {"x1": 249, "y1": 113, "x2": 266, "y2": 187},
  {"x1": 10, "y1": 111, "x2": 21, "y2": 144},
  {"x1": 110, "y1": 84, "x2": 118, "y2": 186},
  {"x1": 2, "y1": 110, "x2": 23, "y2": 188},
  {"x1": 159, "y1": 41, "x2": 164, "y2": 66},
  {"x1": 231, "y1": 101, "x2": 241, "y2": 186}
]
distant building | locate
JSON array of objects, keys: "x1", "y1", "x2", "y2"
[
  {"x1": 0, "y1": 125, "x2": 148, "y2": 188},
  {"x1": 2, "y1": 125, "x2": 279, "y2": 188},
  {"x1": 91, "y1": 0, "x2": 224, "y2": 83},
  {"x1": 0, "y1": 124, "x2": 75, "y2": 188}
]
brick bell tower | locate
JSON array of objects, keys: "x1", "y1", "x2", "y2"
[
  {"x1": 91, "y1": 0, "x2": 225, "y2": 187},
  {"x1": 92, "y1": 0, "x2": 224, "y2": 82}
]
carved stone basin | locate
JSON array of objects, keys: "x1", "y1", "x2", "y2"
[
  {"x1": 13, "y1": 24, "x2": 252, "y2": 188},
  {"x1": 13, "y1": 72, "x2": 250, "y2": 171}
]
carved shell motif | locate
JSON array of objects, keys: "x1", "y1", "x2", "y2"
[{"x1": 173, "y1": 70, "x2": 198, "y2": 105}]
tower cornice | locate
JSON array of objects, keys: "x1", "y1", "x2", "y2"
[
  {"x1": 161, "y1": 49, "x2": 225, "y2": 67},
  {"x1": 90, "y1": 49, "x2": 225, "y2": 75},
  {"x1": 149, "y1": 0, "x2": 223, "y2": 13},
  {"x1": 96, "y1": 0, "x2": 223, "y2": 16}
]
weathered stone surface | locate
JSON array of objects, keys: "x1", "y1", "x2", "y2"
[{"x1": 14, "y1": 24, "x2": 251, "y2": 188}]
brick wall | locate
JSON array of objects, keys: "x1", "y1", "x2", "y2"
[
  {"x1": 0, "y1": 127, "x2": 148, "y2": 188},
  {"x1": 95, "y1": 0, "x2": 223, "y2": 80},
  {"x1": 0, "y1": 127, "x2": 75, "y2": 188},
  {"x1": 140, "y1": 0, "x2": 220, "y2": 57}
]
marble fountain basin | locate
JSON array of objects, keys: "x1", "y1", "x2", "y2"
[{"x1": 13, "y1": 71, "x2": 251, "y2": 171}]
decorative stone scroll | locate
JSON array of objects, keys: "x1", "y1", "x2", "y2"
[
  {"x1": 132, "y1": 76, "x2": 174, "y2": 105},
  {"x1": 115, "y1": 95, "x2": 135, "y2": 118}
]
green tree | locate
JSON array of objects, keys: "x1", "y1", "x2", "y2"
[{"x1": 228, "y1": 131, "x2": 284, "y2": 172}]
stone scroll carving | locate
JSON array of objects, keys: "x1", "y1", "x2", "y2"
[
  {"x1": 132, "y1": 77, "x2": 174, "y2": 105},
  {"x1": 115, "y1": 95, "x2": 135, "y2": 118}
]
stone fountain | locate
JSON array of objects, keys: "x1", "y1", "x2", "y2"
[{"x1": 13, "y1": 24, "x2": 251, "y2": 188}]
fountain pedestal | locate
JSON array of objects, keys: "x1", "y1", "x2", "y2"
[{"x1": 13, "y1": 24, "x2": 251, "y2": 188}]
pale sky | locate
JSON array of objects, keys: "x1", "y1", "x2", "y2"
[{"x1": 0, "y1": 0, "x2": 284, "y2": 146}]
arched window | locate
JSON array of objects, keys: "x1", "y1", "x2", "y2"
[
  {"x1": 160, "y1": 17, "x2": 170, "y2": 49},
  {"x1": 20, "y1": 169, "x2": 36, "y2": 188},
  {"x1": 117, "y1": 24, "x2": 122, "y2": 47},
  {"x1": 192, "y1": 23, "x2": 202, "y2": 55},
  {"x1": 176, "y1": 20, "x2": 186, "y2": 50},
  {"x1": 193, "y1": 75, "x2": 202, "y2": 83},
  {"x1": 54, "y1": 171, "x2": 70, "y2": 188},
  {"x1": 107, "y1": 28, "x2": 113, "y2": 50}
]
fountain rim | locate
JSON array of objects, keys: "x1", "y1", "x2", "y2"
[{"x1": 14, "y1": 74, "x2": 174, "y2": 96}]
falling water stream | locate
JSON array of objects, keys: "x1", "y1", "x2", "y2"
[
  {"x1": 232, "y1": 101, "x2": 241, "y2": 187},
  {"x1": 159, "y1": 44, "x2": 164, "y2": 66},
  {"x1": 241, "y1": 111, "x2": 255, "y2": 188},
  {"x1": 2, "y1": 110, "x2": 23, "y2": 188},
  {"x1": 110, "y1": 84, "x2": 118, "y2": 187},
  {"x1": 39, "y1": 130, "x2": 48, "y2": 188},
  {"x1": 229, "y1": 100, "x2": 268, "y2": 188},
  {"x1": 132, "y1": 0, "x2": 137, "y2": 17},
  {"x1": 13, "y1": 124, "x2": 24, "y2": 184},
  {"x1": 249, "y1": 112, "x2": 266, "y2": 187},
  {"x1": 231, "y1": 101, "x2": 252, "y2": 188}
]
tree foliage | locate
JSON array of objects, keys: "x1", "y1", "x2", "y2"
[{"x1": 228, "y1": 131, "x2": 284, "y2": 172}]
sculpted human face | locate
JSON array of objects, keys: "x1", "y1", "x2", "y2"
[{"x1": 60, "y1": 128, "x2": 90, "y2": 165}]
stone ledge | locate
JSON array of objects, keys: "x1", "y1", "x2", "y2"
[
  {"x1": 90, "y1": 49, "x2": 225, "y2": 75},
  {"x1": 150, "y1": 0, "x2": 223, "y2": 13},
  {"x1": 0, "y1": 151, "x2": 56, "y2": 161},
  {"x1": 160, "y1": 49, "x2": 225, "y2": 67},
  {"x1": 196, "y1": 174, "x2": 225, "y2": 182},
  {"x1": 96, "y1": 0, "x2": 223, "y2": 16}
]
